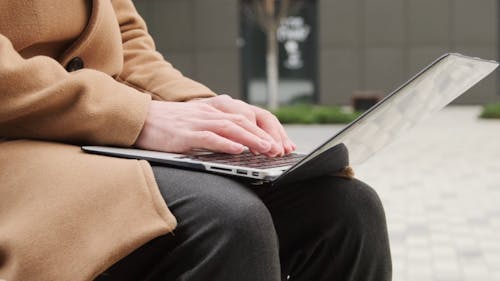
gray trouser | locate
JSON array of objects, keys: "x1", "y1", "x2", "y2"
[{"x1": 96, "y1": 166, "x2": 392, "y2": 281}]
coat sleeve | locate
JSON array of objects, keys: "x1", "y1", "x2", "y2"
[
  {"x1": 0, "y1": 33, "x2": 150, "y2": 146},
  {"x1": 111, "y1": 0, "x2": 217, "y2": 101}
]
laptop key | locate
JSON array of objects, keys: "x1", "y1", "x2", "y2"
[{"x1": 183, "y1": 152, "x2": 305, "y2": 169}]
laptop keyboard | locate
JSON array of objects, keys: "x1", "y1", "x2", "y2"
[{"x1": 180, "y1": 151, "x2": 305, "y2": 169}]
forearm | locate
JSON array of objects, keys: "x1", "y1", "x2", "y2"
[{"x1": 0, "y1": 33, "x2": 150, "y2": 146}]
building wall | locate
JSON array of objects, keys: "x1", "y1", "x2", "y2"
[
  {"x1": 134, "y1": 0, "x2": 242, "y2": 99},
  {"x1": 319, "y1": 0, "x2": 499, "y2": 105},
  {"x1": 134, "y1": 0, "x2": 499, "y2": 105}
]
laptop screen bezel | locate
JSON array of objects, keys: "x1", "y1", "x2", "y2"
[{"x1": 273, "y1": 53, "x2": 498, "y2": 183}]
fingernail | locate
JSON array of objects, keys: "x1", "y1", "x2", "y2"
[
  {"x1": 231, "y1": 144, "x2": 244, "y2": 153},
  {"x1": 249, "y1": 148, "x2": 260, "y2": 155},
  {"x1": 267, "y1": 152, "x2": 279, "y2": 158},
  {"x1": 284, "y1": 142, "x2": 291, "y2": 152}
]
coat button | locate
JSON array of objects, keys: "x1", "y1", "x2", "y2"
[{"x1": 66, "y1": 57, "x2": 84, "y2": 72}]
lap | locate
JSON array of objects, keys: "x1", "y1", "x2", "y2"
[
  {"x1": 150, "y1": 165, "x2": 384, "y2": 235},
  {"x1": 97, "y1": 165, "x2": 387, "y2": 280},
  {"x1": 150, "y1": 166, "x2": 386, "y2": 252}
]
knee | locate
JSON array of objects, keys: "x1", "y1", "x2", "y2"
[
  {"x1": 221, "y1": 195, "x2": 276, "y2": 242},
  {"x1": 312, "y1": 177, "x2": 389, "y2": 240},
  {"x1": 196, "y1": 188, "x2": 280, "y2": 267},
  {"x1": 345, "y1": 178, "x2": 387, "y2": 234},
  {"x1": 196, "y1": 186, "x2": 278, "y2": 248},
  {"x1": 327, "y1": 178, "x2": 392, "y2": 274},
  {"x1": 340, "y1": 178, "x2": 387, "y2": 230}
]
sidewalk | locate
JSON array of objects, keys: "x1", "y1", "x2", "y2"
[{"x1": 285, "y1": 106, "x2": 500, "y2": 281}]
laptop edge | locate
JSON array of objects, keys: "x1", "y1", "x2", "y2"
[{"x1": 82, "y1": 53, "x2": 499, "y2": 185}]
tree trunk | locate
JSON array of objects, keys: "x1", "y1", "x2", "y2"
[{"x1": 266, "y1": 23, "x2": 279, "y2": 110}]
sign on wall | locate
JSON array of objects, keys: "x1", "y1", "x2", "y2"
[{"x1": 240, "y1": 1, "x2": 318, "y2": 105}]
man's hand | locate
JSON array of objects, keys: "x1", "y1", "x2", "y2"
[{"x1": 135, "y1": 95, "x2": 296, "y2": 156}]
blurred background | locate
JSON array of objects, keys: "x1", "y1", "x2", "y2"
[
  {"x1": 134, "y1": 0, "x2": 498, "y2": 107},
  {"x1": 134, "y1": 1, "x2": 500, "y2": 280}
]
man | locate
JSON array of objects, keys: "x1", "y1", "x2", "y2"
[{"x1": 0, "y1": 0, "x2": 391, "y2": 280}]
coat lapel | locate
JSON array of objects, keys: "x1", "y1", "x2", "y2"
[{"x1": 59, "y1": 0, "x2": 124, "y2": 76}]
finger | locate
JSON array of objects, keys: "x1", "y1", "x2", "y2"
[
  {"x1": 277, "y1": 122, "x2": 296, "y2": 154},
  {"x1": 203, "y1": 95, "x2": 258, "y2": 124},
  {"x1": 189, "y1": 111, "x2": 277, "y2": 155},
  {"x1": 223, "y1": 100, "x2": 257, "y2": 124},
  {"x1": 193, "y1": 97, "x2": 287, "y2": 156},
  {"x1": 196, "y1": 112, "x2": 276, "y2": 145},
  {"x1": 188, "y1": 131, "x2": 245, "y2": 154},
  {"x1": 252, "y1": 107, "x2": 286, "y2": 156},
  {"x1": 234, "y1": 100, "x2": 257, "y2": 123},
  {"x1": 196, "y1": 119, "x2": 272, "y2": 154},
  {"x1": 255, "y1": 107, "x2": 296, "y2": 154},
  {"x1": 270, "y1": 117, "x2": 294, "y2": 154},
  {"x1": 249, "y1": 148, "x2": 261, "y2": 155}
]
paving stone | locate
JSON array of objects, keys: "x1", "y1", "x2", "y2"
[{"x1": 285, "y1": 106, "x2": 500, "y2": 281}]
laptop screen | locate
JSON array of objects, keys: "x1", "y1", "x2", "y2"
[{"x1": 291, "y1": 53, "x2": 498, "y2": 169}]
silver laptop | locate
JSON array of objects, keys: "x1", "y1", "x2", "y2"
[{"x1": 82, "y1": 53, "x2": 498, "y2": 185}]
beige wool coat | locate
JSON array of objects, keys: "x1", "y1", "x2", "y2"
[{"x1": 0, "y1": 0, "x2": 217, "y2": 280}]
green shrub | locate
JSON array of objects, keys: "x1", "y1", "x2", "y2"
[
  {"x1": 273, "y1": 105, "x2": 361, "y2": 124},
  {"x1": 480, "y1": 103, "x2": 500, "y2": 119}
]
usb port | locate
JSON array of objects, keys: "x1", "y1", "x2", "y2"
[
  {"x1": 252, "y1": 172, "x2": 259, "y2": 177},
  {"x1": 236, "y1": 169, "x2": 247, "y2": 175}
]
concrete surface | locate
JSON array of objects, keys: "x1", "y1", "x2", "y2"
[{"x1": 285, "y1": 106, "x2": 500, "y2": 281}]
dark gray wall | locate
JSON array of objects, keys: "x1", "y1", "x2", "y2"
[
  {"x1": 135, "y1": 0, "x2": 499, "y2": 105},
  {"x1": 319, "y1": 0, "x2": 499, "y2": 105},
  {"x1": 134, "y1": 0, "x2": 242, "y2": 99}
]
